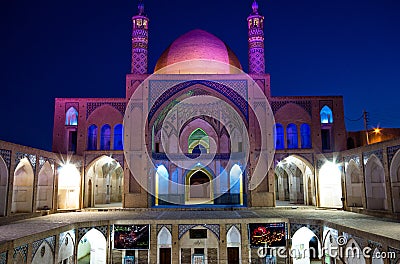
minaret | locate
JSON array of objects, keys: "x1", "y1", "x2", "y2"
[
  {"x1": 247, "y1": 0, "x2": 265, "y2": 74},
  {"x1": 131, "y1": 1, "x2": 149, "y2": 74}
]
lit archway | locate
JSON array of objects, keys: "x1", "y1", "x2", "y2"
[
  {"x1": 275, "y1": 155, "x2": 315, "y2": 206},
  {"x1": 12, "y1": 158, "x2": 34, "y2": 213},
  {"x1": 319, "y1": 161, "x2": 342, "y2": 208},
  {"x1": 0, "y1": 156, "x2": 8, "y2": 216},
  {"x1": 188, "y1": 128, "x2": 210, "y2": 154},
  {"x1": 365, "y1": 155, "x2": 387, "y2": 210},
  {"x1": 291, "y1": 227, "x2": 321, "y2": 264},
  {"x1": 230, "y1": 164, "x2": 243, "y2": 205},
  {"x1": 77, "y1": 228, "x2": 107, "y2": 264},
  {"x1": 322, "y1": 230, "x2": 339, "y2": 264},
  {"x1": 85, "y1": 156, "x2": 123, "y2": 208},
  {"x1": 58, "y1": 163, "x2": 80, "y2": 210},
  {"x1": 345, "y1": 160, "x2": 362, "y2": 207},
  {"x1": 37, "y1": 161, "x2": 54, "y2": 210},
  {"x1": 185, "y1": 168, "x2": 213, "y2": 204}
]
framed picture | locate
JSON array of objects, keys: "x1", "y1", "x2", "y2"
[
  {"x1": 248, "y1": 223, "x2": 286, "y2": 248},
  {"x1": 124, "y1": 256, "x2": 135, "y2": 264},
  {"x1": 113, "y1": 224, "x2": 150, "y2": 250}
]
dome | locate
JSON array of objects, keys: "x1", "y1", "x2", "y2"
[{"x1": 154, "y1": 29, "x2": 243, "y2": 74}]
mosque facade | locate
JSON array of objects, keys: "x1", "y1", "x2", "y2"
[{"x1": 1, "y1": 1, "x2": 400, "y2": 264}]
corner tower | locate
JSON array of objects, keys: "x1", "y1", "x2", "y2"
[
  {"x1": 131, "y1": 1, "x2": 149, "y2": 74},
  {"x1": 247, "y1": 0, "x2": 265, "y2": 74}
]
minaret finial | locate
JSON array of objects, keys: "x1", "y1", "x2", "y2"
[
  {"x1": 138, "y1": 0, "x2": 145, "y2": 15},
  {"x1": 252, "y1": 0, "x2": 259, "y2": 14}
]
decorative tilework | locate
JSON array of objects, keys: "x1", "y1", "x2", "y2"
[
  {"x1": 290, "y1": 223, "x2": 321, "y2": 240},
  {"x1": 13, "y1": 244, "x2": 28, "y2": 263},
  {"x1": 86, "y1": 102, "x2": 126, "y2": 119},
  {"x1": 0, "y1": 149, "x2": 11, "y2": 169},
  {"x1": 38, "y1": 156, "x2": 55, "y2": 171},
  {"x1": 148, "y1": 80, "x2": 249, "y2": 122},
  {"x1": 344, "y1": 155, "x2": 361, "y2": 168},
  {"x1": 367, "y1": 240, "x2": 382, "y2": 251},
  {"x1": 388, "y1": 247, "x2": 400, "y2": 264},
  {"x1": 0, "y1": 252, "x2": 7, "y2": 264},
  {"x1": 178, "y1": 224, "x2": 220, "y2": 240},
  {"x1": 271, "y1": 100, "x2": 312, "y2": 116},
  {"x1": 45, "y1": 236, "x2": 55, "y2": 253},
  {"x1": 78, "y1": 226, "x2": 108, "y2": 242},
  {"x1": 32, "y1": 239, "x2": 43, "y2": 259},
  {"x1": 16, "y1": 152, "x2": 36, "y2": 171},
  {"x1": 363, "y1": 149, "x2": 383, "y2": 165},
  {"x1": 157, "y1": 224, "x2": 172, "y2": 234},
  {"x1": 387, "y1": 145, "x2": 400, "y2": 166}
]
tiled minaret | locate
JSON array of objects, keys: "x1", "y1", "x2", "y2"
[
  {"x1": 247, "y1": 0, "x2": 265, "y2": 74},
  {"x1": 131, "y1": 1, "x2": 149, "y2": 74}
]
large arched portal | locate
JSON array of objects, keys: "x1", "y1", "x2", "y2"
[
  {"x1": 85, "y1": 156, "x2": 123, "y2": 208},
  {"x1": 275, "y1": 156, "x2": 316, "y2": 206},
  {"x1": 77, "y1": 228, "x2": 107, "y2": 264},
  {"x1": 186, "y1": 169, "x2": 213, "y2": 204}
]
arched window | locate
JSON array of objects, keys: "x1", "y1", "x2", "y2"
[
  {"x1": 287, "y1": 124, "x2": 298, "y2": 149},
  {"x1": 114, "y1": 124, "x2": 123, "y2": 150},
  {"x1": 87, "y1": 125, "x2": 97, "y2": 150},
  {"x1": 188, "y1": 128, "x2": 209, "y2": 154},
  {"x1": 100, "y1": 124, "x2": 111, "y2": 150},
  {"x1": 274, "y1": 124, "x2": 284, "y2": 150},
  {"x1": 300, "y1": 124, "x2": 312, "y2": 148},
  {"x1": 65, "y1": 107, "x2": 78, "y2": 126},
  {"x1": 320, "y1": 106, "x2": 333, "y2": 124}
]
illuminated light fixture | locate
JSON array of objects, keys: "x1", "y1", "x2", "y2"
[{"x1": 373, "y1": 127, "x2": 381, "y2": 134}]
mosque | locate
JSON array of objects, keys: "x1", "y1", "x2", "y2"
[{"x1": 0, "y1": 1, "x2": 399, "y2": 264}]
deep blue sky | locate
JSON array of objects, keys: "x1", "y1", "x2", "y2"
[{"x1": 1, "y1": 0, "x2": 400, "y2": 151}]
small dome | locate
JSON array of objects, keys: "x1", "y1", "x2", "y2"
[{"x1": 154, "y1": 29, "x2": 242, "y2": 74}]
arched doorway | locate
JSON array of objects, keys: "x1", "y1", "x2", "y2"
[
  {"x1": 227, "y1": 226, "x2": 241, "y2": 264},
  {"x1": 186, "y1": 169, "x2": 213, "y2": 204},
  {"x1": 77, "y1": 228, "x2": 107, "y2": 264},
  {"x1": 291, "y1": 227, "x2": 321, "y2": 264},
  {"x1": 84, "y1": 156, "x2": 123, "y2": 208},
  {"x1": 157, "y1": 227, "x2": 172, "y2": 264},
  {"x1": 0, "y1": 156, "x2": 8, "y2": 216},
  {"x1": 275, "y1": 156, "x2": 315, "y2": 206},
  {"x1": 37, "y1": 161, "x2": 54, "y2": 210},
  {"x1": 12, "y1": 157, "x2": 34, "y2": 213},
  {"x1": 58, "y1": 163, "x2": 80, "y2": 210},
  {"x1": 389, "y1": 150, "x2": 400, "y2": 212}
]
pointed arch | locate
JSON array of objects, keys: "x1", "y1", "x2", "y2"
[
  {"x1": 188, "y1": 128, "x2": 210, "y2": 154},
  {"x1": 100, "y1": 124, "x2": 111, "y2": 150},
  {"x1": 365, "y1": 155, "x2": 387, "y2": 210},
  {"x1": 32, "y1": 240, "x2": 54, "y2": 264},
  {"x1": 77, "y1": 228, "x2": 106, "y2": 264},
  {"x1": 114, "y1": 124, "x2": 123, "y2": 150},
  {"x1": 37, "y1": 161, "x2": 54, "y2": 210},
  {"x1": 345, "y1": 160, "x2": 362, "y2": 207},
  {"x1": 319, "y1": 161, "x2": 342, "y2": 208},
  {"x1": 274, "y1": 123, "x2": 284, "y2": 150},
  {"x1": 227, "y1": 226, "x2": 241, "y2": 246},
  {"x1": 58, "y1": 232, "x2": 75, "y2": 263},
  {"x1": 65, "y1": 107, "x2": 78, "y2": 126},
  {"x1": 230, "y1": 164, "x2": 243, "y2": 205},
  {"x1": 344, "y1": 238, "x2": 366, "y2": 264},
  {"x1": 389, "y1": 150, "x2": 400, "y2": 212},
  {"x1": 320, "y1": 105, "x2": 333, "y2": 124},
  {"x1": 87, "y1": 125, "x2": 98, "y2": 150},
  {"x1": 291, "y1": 227, "x2": 321, "y2": 264},
  {"x1": 157, "y1": 227, "x2": 172, "y2": 246},
  {"x1": 300, "y1": 123, "x2": 312, "y2": 148},
  {"x1": 12, "y1": 158, "x2": 34, "y2": 213},
  {"x1": 58, "y1": 163, "x2": 80, "y2": 210},
  {"x1": 287, "y1": 124, "x2": 298, "y2": 149},
  {"x1": 0, "y1": 156, "x2": 8, "y2": 216}
]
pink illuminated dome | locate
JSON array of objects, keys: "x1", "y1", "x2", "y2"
[{"x1": 154, "y1": 29, "x2": 243, "y2": 74}]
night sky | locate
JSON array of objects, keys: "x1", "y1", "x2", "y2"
[{"x1": 1, "y1": 0, "x2": 400, "y2": 151}]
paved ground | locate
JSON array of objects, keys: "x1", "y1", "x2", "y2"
[{"x1": 0, "y1": 207, "x2": 399, "y2": 246}]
